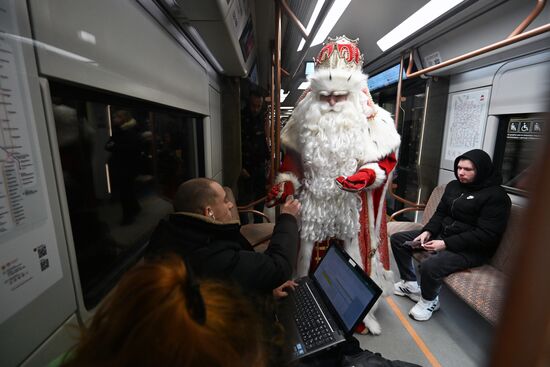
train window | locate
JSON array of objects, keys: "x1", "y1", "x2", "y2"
[
  {"x1": 49, "y1": 82, "x2": 204, "y2": 309},
  {"x1": 494, "y1": 114, "x2": 546, "y2": 196},
  {"x1": 373, "y1": 78, "x2": 428, "y2": 220}
]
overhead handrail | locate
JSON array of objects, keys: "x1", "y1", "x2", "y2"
[
  {"x1": 508, "y1": 0, "x2": 546, "y2": 37},
  {"x1": 405, "y1": 0, "x2": 549, "y2": 78},
  {"x1": 279, "y1": 0, "x2": 308, "y2": 39},
  {"x1": 277, "y1": 0, "x2": 336, "y2": 79}
]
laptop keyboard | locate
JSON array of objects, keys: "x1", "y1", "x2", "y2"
[{"x1": 293, "y1": 282, "x2": 336, "y2": 350}]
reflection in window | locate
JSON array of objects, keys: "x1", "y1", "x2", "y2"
[{"x1": 50, "y1": 83, "x2": 204, "y2": 309}]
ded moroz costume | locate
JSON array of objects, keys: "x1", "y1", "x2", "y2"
[{"x1": 267, "y1": 36, "x2": 401, "y2": 334}]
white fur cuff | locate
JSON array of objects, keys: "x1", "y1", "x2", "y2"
[
  {"x1": 360, "y1": 163, "x2": 386, "y2": 189},
  {"x1": 275, "y1": 172, "x2": 301, "y2": 191}
]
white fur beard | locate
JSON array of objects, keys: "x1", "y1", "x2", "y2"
[
  {"x1": 300, "y1": 186, "x2": 361, "y2": 242},
  {"x1": 297, "y1": 99, "x2": 369, "y2": 242}
]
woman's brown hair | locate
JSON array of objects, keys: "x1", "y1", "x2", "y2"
[{"x1": 62, "y1": 255, "x2": 267, "y2": 367}]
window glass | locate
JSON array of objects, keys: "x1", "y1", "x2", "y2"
[{"x1": 50, "y1": 83, "x2": 204, "y2": 308}]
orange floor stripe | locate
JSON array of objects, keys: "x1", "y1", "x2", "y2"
[{"x1": 385, "y1": 297, "x2": 442, "y2": 367}]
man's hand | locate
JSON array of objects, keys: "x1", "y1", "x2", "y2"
[
  {"x1": 335, "y1": 168, "x2": 375, "y2": 192},
  {"x1": 266, "y1": 181, "x2": 295, "y2": 207},
  {"x1": 414, "y1": 231, "x2": 432, "y2": 245},
  {"x1": 280, "y1": 196, "x2": 301, "y2": 218},
  {"x1": 273, "y1": 280, "x2": 298, "y2": 299},
  {"x1": 422, "y1": 240, "x2": 446, "y2": 252}
]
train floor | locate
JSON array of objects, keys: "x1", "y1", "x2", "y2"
[{"x1": 354, "y1": 259, "x2": 495, "y2": 367}]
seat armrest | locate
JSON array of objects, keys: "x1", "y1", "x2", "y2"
[
  {"x1": 238, "y1": 209, "x2": 271, "y2": 223},
  {"x1": 389, "y1": 205, "x2": 426, "y2": 222}
]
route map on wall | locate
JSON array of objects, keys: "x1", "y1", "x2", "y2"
[
  {"x1": 444, "y1": 88, "x2": 490, "y2": 161},
  {"x1": 0, "y1": 0, "x2": 63, "y2": 324}
]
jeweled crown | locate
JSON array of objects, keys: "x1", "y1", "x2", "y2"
[{"x1": 314, "y1": 35, "x2": 364, "y2": 72}]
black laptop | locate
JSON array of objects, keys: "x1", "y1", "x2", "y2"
[{"x1": 277, "y1": 245, "x2": 382, "y2": 361}]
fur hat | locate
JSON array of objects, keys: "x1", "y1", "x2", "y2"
[{"x1": 309, "y1": 35, "x2": 366, "y2": 94}]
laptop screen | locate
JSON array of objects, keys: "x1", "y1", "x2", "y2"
[{"x1": 312, "y1": 246, "x2": 381, "y2": 332}]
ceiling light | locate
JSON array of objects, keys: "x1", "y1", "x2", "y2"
[
  {"x1": 377, "y1": 0, "x2": 464, "y2": 52},
  {"x1": 311, "y1": 0, "x2": 351, "y2": 47},
  {"x1": 297, "y1": 0, "x2": 351, "y2": 51},
  {"x1": 297, "y1": 0, "x2": 325, "y2": 51}
]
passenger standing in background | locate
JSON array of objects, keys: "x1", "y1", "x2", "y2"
[
  {"x1": 391, "y1": 149, "x2": 511, "y2": 321},
  {"x1": 60, "y1": 256, "x2": 269, "y2": 367},
  {"x1": 238, "y1": 89, "x2": 269, "y2": 224},
  {"x1": 105, "y1": 110, "x2": 142, "y2": 225},
  {"x1": 146, "y1": 177, "x2": 300, "y2": 296}
]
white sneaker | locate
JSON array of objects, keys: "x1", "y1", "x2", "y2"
[
  {"x1": 393, "y1": 280, "x2": 421, "y2": 302},
  {"x1": 409, "y1": 296, "x2": 440, "y2": 321}
]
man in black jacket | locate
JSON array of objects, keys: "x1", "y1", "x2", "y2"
[
  {"x1": 391, "y1": 149, "x2": 511, "y2": 321},
  {"x1": 146, "y1": 177, "x2": 300, "y2": 296}
]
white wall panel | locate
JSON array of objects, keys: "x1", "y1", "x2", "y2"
[
  {"x1": 29, "y1": 0, "x2": 209, "y2": 114},
  {"x1": 490, "y1": 52, "x2": 550, "y2": 115}
]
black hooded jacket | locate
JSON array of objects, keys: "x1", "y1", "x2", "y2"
[
  {"x1": 146, "y1": 212, "x2": 298, "y2": 295},
  {"x1": 422, "y1": 149, "x2": 511, "y2": 257}
]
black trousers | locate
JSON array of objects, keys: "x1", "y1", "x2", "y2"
[{"x1": 390, "y1": 230, "x2": 487, "y2": 301}]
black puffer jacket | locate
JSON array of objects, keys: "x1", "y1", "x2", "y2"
[
  {"x1": 423, "y1": 149, "x2": 511, "y2": 257},
  {"x1": 146, "y1": 212, "x2": 298, "y2": 295}
]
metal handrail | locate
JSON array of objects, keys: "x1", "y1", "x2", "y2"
[
  {"x1": 389, "y1": 205, "x2": 426, "y2": 222},
  {"x1": 405, "y1": 0, "x2": 549, "y2": 78}
]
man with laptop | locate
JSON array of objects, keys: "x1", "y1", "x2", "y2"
[
  {"x1": 277, "y1": 244, "x2": 382, "y2": 361},
  {"x1": 276, "y1": 244, "x2": 421, "y2": 366}
]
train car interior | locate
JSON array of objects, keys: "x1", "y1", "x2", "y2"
[{"x1": 0, "y1": 0, "x2": 549, "y2": 366}]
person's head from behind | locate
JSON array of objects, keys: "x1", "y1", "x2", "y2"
[
  {"x1": 112, "y1": 109, "x2": 132, "y2": 127},
  {"x1": 248, "y1": 90, "x2": 264, "y2": 118},
  {"x1": 173, "y1": 178, "x2": 234, "y2": 223},
  {"x1": 62, "y1": 255, "x2": 267, "y2": 367}
]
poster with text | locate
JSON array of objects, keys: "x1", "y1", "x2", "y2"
[{"x1": 444, "y1": 88, "x2": 490, "y2": 161}]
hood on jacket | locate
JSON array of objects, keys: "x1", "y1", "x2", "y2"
[{"x1": 454, "y1": 149, "x2": 502, "y2": 190}]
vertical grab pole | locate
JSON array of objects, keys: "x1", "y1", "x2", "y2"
[
  {"x1": 270, "y1": 51, "x2": 276, "y2": 184},
  {"x1": 389, "y1": 54, "x2": 405, "y2": 200},
  {"x1": 274, "y1": 0, "x2": 282, "y2": 177},
  {"x1": 394, "y1": 54, "x2": 404, "y2": 129}
]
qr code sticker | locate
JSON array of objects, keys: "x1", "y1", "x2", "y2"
[
  {"x1": 35, "y1": 244, "x2": 47, "y2": 258},
  {"x1": 40, "y1": 258, "x2": 50, "y2": 271}
]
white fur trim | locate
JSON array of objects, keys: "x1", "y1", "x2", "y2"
[
  {"x1": 365, "y1": 106, "x2": 401, "y2": 158},
  {"x1": 297, "y1": 240, "x2": 315, "y2": 277},
  {"x1": 344, "y1": 236, "x2": 363, "y2": 270},
  {"x1": 280, "y1": 114, "x2": 302, "y2": 152},
  {"x1": 374, "y1": 172, "x2": 392, "y2": 235},
  {"x1": 370, "y1": 257, "x2": 394, "y2": 296},
  {"x1": 309, "y1": 69, "x2": 365, "y2": 93},
  {"x1": 359, "y1": 163, "x2": 386, "y2": 189},
  {"x1": 275, "y1": 172, "x2": 301, "y2": 191}
]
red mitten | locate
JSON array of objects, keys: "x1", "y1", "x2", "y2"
[
  {"x1": 335, "y1": 168, "x2": 376, "y2": 192},
  {"x1": 266, "y1": 181, "x2": 295, "y2": 207}
]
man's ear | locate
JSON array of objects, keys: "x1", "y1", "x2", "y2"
[{"x1": 203, "y1": 206, "x2": 214, "y2": 218}]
